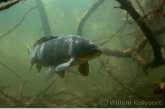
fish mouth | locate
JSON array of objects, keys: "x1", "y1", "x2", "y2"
[
  {"x1": 95, "y1": 49, "x2": 102, "y2": 56},
  {"x1": 94, "y1": 50, "x2": 102, "y2": 59},
  {"x1": 79, "y1": 49, "x2": 102, "y2": 61},
  {"x1": 90, "y1": 51, "x2": 102, "y2": 59}
]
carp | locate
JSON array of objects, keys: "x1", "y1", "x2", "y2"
[{"x1": 27, "y1": 35, "x2": 102, "y2": 81}]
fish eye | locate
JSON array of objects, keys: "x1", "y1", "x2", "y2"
[{"x1": 85, "y1": 45, "x2": 90, "y2": 49}]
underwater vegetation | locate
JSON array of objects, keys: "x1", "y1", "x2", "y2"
[{"x1": 0, "y1": 0, "x2": 165, "y2": 108}]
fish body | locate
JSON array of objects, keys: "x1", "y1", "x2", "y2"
[{"x1": 27, "y1": 35, "x2": 102, "y2": 81}]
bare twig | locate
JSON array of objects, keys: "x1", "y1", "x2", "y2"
[
  {"x1": 98, "y1": 45, "x2": 153, "y2": 74},
  {"x1": 98, "y1": 45, "x2": 131, "y2": 58},
  {"x1": 0, "y1": 61, "x2": 26, "y2": 99},
  {"x1": 77, "y1": 75, "x2": 93, "y2": 85},
  {"x1": 134, "y1": 0, "x2": 145, "y2": 15},
  {"x1": 24, "y1": 96, "x2": 37, "y2": 107},
  {"x1": 52, "y1": 92, "x2": 90, "y2": 107},
  {"x1": 116, "y1": 0, "x2": 165, "y2": 68},
  {"x1": 0, "y1": 88, "x2": 23, "y2": 106},
  {"x1": 0, "y1": 61, "x2": 26, "y2": 82},
  {"x1": 67, "y1": 69, "x2": 103, "y2": 91},
  {"x1": 0, "y1": 84, "x2": 9, "y2": 89},
  {"x1": 100, "y1": 13, "x2": 128, "y2": 46},
  {"x1": 98, "y1": 57, "x2": 150, "y2": 100},
  {"x1": 135, "y1": 25, "x2": 165, "y2": 52},
  {"x1": 97, "y1": 0, "x2": 165, "y2": 72},
  {"x1": 35, "y1": 0, "x2": 51, "y2": 36},
  {"x1": 0, "y1": 0, "x2": 11, "y2": 3},
  {"x1": 0, "y1": 0, "x2": 22, "y2": 11},
  {"x1": 0, "y1": 6, "x2": 37, "y2": 38},
  {"x1": 58, "y1": 86, "x2": 68, "y2": 93},
  {"x1": 17, "y1": 79, "x2": 27, "y2": 99},
  {"x1": 42, "y1": 76, "x2": 59, "y2": 94},
  {"x1": 91, "y1": 33, "x2": 133, "y2": 42},
  {"x1": 98, "y1": 56, "x2": 109, "y2": 76},
  {"x1": 77, "y1": 0, "x2": 105, "y2": 35}
]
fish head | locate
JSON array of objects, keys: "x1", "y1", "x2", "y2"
[
  {"x1": 72, "y1": 38, "x2": 102, "y2": 61},
  {"x1": 82, "y1": 42, "x2": 102, "y2": 59}
]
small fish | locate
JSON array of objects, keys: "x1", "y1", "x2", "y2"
[{"x1": 27, "y1": 35, "x2": 102, "y2": 81}]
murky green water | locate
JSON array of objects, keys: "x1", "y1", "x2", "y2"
[{"x1": 0, "y1": 0, "x2": 165, "y2": 108}]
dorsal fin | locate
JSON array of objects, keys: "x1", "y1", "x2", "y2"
[{"x1": 34, "y1": 35, "x2": 59, "y2": 47}]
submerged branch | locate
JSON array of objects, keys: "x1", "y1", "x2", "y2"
[
  {"x1": 0, "y1": 61, "x2": 26, "y2": 99},
  {"x1": 115, "y1": 0, "x2": 165, "y2": 68},
  {"x1": 136, "y1": 25, "x2": 165, "y2": 52},
  {"x1": 35, "y1": 0, "x2": 51, "y2": 36},
  {"x1": 51, "y1": 92, "x2": 90, "y2": 107},
  {"x1": 0, "y1": 6, "x2": 37, "y2": 38},
  {"x1": 42, "y1": 76, "x2": 59, "y2": 94},
  {"x1": 100, "y1": 13, "x2": 128, "y2": 46},
  {"x1": 98, "y1": 44, "x2": 165, "y2": 72},
  {"x1": 0, "y1": 0, "x2": 11, "y2": 3},
  {"x1": 17, "y1": 79, "x2": 27, "y2": 99},
  {"x1": 0, "y1": 84, "x2": 9, "y2": 89},
  {"x1": 98, "y1": 45, "x2": 131, "y2": 58},
  {"x1": 77, "y1": 0, "x2": 105, "y2": 36},
  {"x1": 0, "y1": 61, "x2": 26, "y2": 81},
  {"x1": 0, "y1": 0, "x2": 22, "y2": 11},
  {"x1": 153, "y1": 25, "x2": 165, "y2": 36},
  {"x1": 0, "y1": 88, "x2": 23, "y2": 106},
  {"x1": 134, "y1": 0, "x2": 145, "y2": 15},
  {"x1": 98, "y1": 57, "x2": 150, "y2": 100}
]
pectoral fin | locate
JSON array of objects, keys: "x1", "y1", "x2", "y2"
[
  {"x1": 55, "y1": 58, "x2": 75, "y2": 72},
  {"x1": 78, "y1": 62, "x2": 89, "y2": 76}
]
